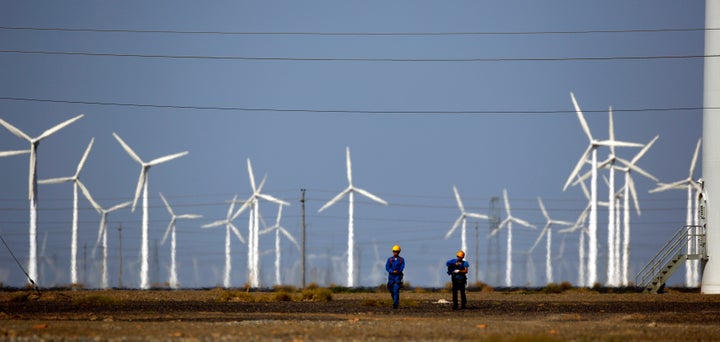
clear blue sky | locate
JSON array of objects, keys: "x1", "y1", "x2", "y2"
[{"x1": 0, "y1": 1, "x2": 705, "y2": 288}]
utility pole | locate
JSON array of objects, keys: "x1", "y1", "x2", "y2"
[
  {"x1": 301, "y1": 188, "x2": 306, "y2": 289},
  {"x1": 153, "y1": 239, "x2": 159, "y2": 287},
  {"x1": 118, "y1": 223, "x2": 123, "y2": 289}
]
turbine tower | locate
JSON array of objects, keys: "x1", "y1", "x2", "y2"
[
  {"x1": 259, "y1": 204, "x2": 299, "y2": 286},
  {"x1": 160, "y1": 193, "x2": 201, "y2": 289},
  {"x1": 0, "y1": 114, "x2": 83, "y2": 284},
  {"x1": 490, "y1": 189, "x2": 535, "y2": 287},
  {"x1": 563, "y1": 93, "x2": 641, "y2": 286},
  {"x1": 529, "y1": 197, "x2": 573, "y2": 285},
  {"x1": 232, "y1": 159, "x2": 289, "y2": 288},
  {"x1": 444, "y1": 185, "x2": 489, "y2": 253},
  {"x1": 202, "y1": 195, "x2": 246, "y2": 288},
  {"x1": 318, "y1": 147, "x2": 388, "y2": 287},
  {"x1": 113, "y1": 132, "x2": 188, "y2": 289},
  {"x1": 38, "y1": 138, "x2": 94, "y2": 286}
]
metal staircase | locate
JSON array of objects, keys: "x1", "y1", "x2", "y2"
[{"x1": 635, "y1": 224, "x2": 706, "y2": 294}]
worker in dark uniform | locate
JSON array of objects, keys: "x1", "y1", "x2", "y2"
[
  {"x1": 385, "y1": 245, "x2": 405, "y2": 309},
  {"x1": 446, "y1": 250, "x2": 469, "y2": 310}
]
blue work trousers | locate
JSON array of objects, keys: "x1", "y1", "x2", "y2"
[{"x1": 387, "y1": 280, "x2": 401, "y2": 308}]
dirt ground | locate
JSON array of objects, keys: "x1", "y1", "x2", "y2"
[{"x1": 1, "y1": 287, "x2": 720, "y2": 341}]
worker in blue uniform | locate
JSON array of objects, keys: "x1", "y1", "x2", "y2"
[
  {"x1": 385, "y1": 244, "x2": 405, "y2": 309},
  {"x1": 446, "y1": 250, "x2": 469, "y2": 310}
]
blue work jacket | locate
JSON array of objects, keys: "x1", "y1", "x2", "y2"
[{"x1": 386, "y1": 256, "x2": 405, "y2": 283}]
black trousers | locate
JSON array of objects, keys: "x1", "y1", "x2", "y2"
[{"x1": 451, "y1": 280, "x2": 466, "y2": 309}]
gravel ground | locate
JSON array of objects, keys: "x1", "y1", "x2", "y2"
[{"x1": 1, "y1": 288, "x2": 720, "y2": 341}]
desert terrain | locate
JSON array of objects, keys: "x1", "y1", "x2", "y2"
[{"x1": 1, "y1": 286, "x2": 720, "y2": 341}]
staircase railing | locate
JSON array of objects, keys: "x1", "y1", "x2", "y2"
[{"x1": 635, "y1": 224, "x2": 705, "y2": 290}]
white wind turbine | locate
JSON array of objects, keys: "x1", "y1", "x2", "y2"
[
  {"x1": 614, "y1": 135, "x2": 659, "y2": 285},
  {"x1": 490, "y1": 189, "x2": 535, "y2": 287},
  {"x1": 649, "y1": 138, "x2": 702, "y2": 287},
  {"x1": 81, "y1": 183, "x2": 131, "y2": 289},
  {"x1": 0, "y1": 114, "x2": 84, "y2": 284},
  {"x1": 318, "y1": 147, "x2": 388, "y2": 287},
  {"x1": 202, "y1": 195, "x2": 246, "y2": 288},
  {"x1": 529, "y1": 197, "x2": 573, "y2": 285},
  {"x1": 38, "y1": 138, "x2": 94, "y2": 286},
  {"x1": 563, "y1": 93, "x2": 642, "y2": 286},
  {"x1": 113, "y1": 132, "x2": 188, "y2": 289},
  {"x1": 259, "y1": 204, "x2": 299, "y2": 286},
  {"x1": 444, "y1": 185, "x2": 489, "y2": 253},
  {"x1": 232, "y1": 158, "x2": 289, "y2": 288},
  {"x1": 160, "y1": 193, "x2": 201, "y2": 289}
]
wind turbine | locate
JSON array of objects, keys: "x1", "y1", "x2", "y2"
[
  {"x1": 562, "y1": 93, "x2": 641, "y2": 286},
  {"x1": 38, "y1": 138, "x2": 94, "y2": 286},
  {"x1": 0, "y1": 114, "x2": 84, "y2": 284},
  {"x1": 615, "y1": 135, "x2": 659, "y2": 285},
  {"x1": 159, "y1": 193, "x2": 201, "y2": 289},
  {"x1": 529, "y1": 197, "x2": 573, "y2": 285},
  {"x1": 490, "y1": 189, "x2": 535, "y2": 287},
  {"x1": 444, "y1": 185, "x2": 489, "y2": 253},
  {"x1": 202, "y1": 195, "x2": 246, "y2": 288},
  {"x1": 80, "y1": 182, "x2": 131, "y2": 289},
  {"x1": 259, "y1": 204, "x2": 299, "y2": 286},
  {"x1": 649, "y1": 138, "x2": 702, "y2": 287},
  {"x1": 232, "y1": 158, "x2": 289, "y2": 288},
  {"x1": 318, "y1": 147, "x2": 388, "y2": 287},
  {"x1": 112, "y1": 132, "x2": 188, "y2": 289}
]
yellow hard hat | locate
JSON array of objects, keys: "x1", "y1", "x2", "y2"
[
  {"x1": 456, "y1": 250, "x2": 465, "y2": 258},
  {"x1": 392, "y1": 245, "x2": 401, "y2": 252}
]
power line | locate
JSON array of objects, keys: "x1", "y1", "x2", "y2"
[
  {"x1": 0, "y1": 26, "x2": 713, "y2": 36},
  {"x1": 0, "y1": 49, "x2": 714, "y2": 62},
  {"x1": 0, "y1": 96, "x2": 709, "y2": 115}
]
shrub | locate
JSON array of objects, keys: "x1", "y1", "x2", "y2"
[
  {"x1": 559, "y1": 281, "x2": 573, "y2": 291},
  {"x1": 72, "y1": 295, "x2": 121, "y2": 307},
  {"x1": 216, "y1": 290, "x2": 254, "y2": 302},
  {"x1": 301, "y1": 288, "x2": 333, "y2": 302},
  {"x1": 273, "y1": 285, "x2": 297, "y2": 293},
  {"x1": 541, "y1": 283, "x2": 563, "y2": 294},
  {"x1": 271, "y1": 291, "x2": 294, "y2": 302}
]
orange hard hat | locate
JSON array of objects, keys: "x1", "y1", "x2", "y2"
[{"x1": 456, "y1": 250, "x2": 465, "y2": 258}]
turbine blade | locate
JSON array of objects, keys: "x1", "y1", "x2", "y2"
[
  {"x1": 571, "y1": 169, "x2": 593, "y2": 188},
  {"x1": 630, "y1": 135, "x2": 659, "y2": 164},
  {"x1": 231, "y1": 197, "x2": 252, "y2": 221},
  {"x1": 230, "y1": 224, "x2": 246, "y2": 244},
  {"x1": 453, "y1": 186, "x2": 465, "y2": 213},
  {"x1": 466, "y1": 212, "x2": 490, "y2": 220},
  {"x1": 317, "y1": 188, "x2": 350, "y2": 213},
  {"x1": 77, "y1": 180, "x2": 101, "y2": 214},
  {"x1": 0, "y1": 149, "x2": 29, "y2": 157},
  {"x1": 159, "y1": 192, "x2": 174, "y2": 216},
  {"x1": 96, "y1": 214, "x2": 107, "y2": 246},
  {"x1": 130, "y1": 169, "x2": 146, "y2": 212},
  {"x1": 596, "y1": 140, "x2": 643, "y2": 148},
  {"x1": 228, "y1": 195, "x2": 239, "y2": 218},
  {"x1": 649, "y1": 179, "x2": 687, "y2": 193},
  {"x1": 502, "y1": 189, "x2": 511, "y2": 215},
  {"x1": 247, "y1": 158, "x2": 257, "y2": 191},
  {"x1": 608, "y1": 107, "x2": 616, "y2": 156},
  {"x1": 570, "y1": 92, "x2": 593, "y2": 142},
  {"x1": 354, "y1": 187, "x2": 388, "y2": 205},
  {"x1": 628, "y1": 175, "x2": 641, "y2": 216},
  {"x1": 0, "y1": 118, "x2": 31, "y2": 141},
  {"x1": 177, "y1": 214, "x2": 202, "y2": 219},
  {"x1": 113, "y1": 133, "x2": 144, "y2": 164},
  {"x1": 563, "y1": 145, "x2": 592, "y2": 191},
  {"x1": 689, "y1": 138, "x2": 702, "y2": 178},
  {"x1": 75, "y1": 138, "x2": 94, "y2": 177},
  {"x1": 537, "y1": 197, "x2": 549, "y2": 221},
  {"x1": 148, "y1": 151, "x2": 188, "y2": 166},
  {"x1": 445, "y1": 215, "x2": 463, "y2": 239},
  {"x1": 36, "y1": 114, "x2": 84, "y2": 141},
  {"x1": 202, "y1": 220, "x2": 226, "y2": 228},
  {"x1": 623, "y1": 161, "x2": 658, "y2": 182},
  {"x1": 38, "y1": 177, "x2": 74, "y2": 184},
  {"x1": 107, "y1": 201, "x2": 131, "y2": 213},
  {"x1": 258, "y1": 193, "x2": 290, "y2": 206},
  {"x1": 529, "y1": 226, "x2": 549, "y2": 253},
  {"x1": 513, "y1": 218, "x2": 535, "y2": 229},
  {"x1": 279, "y1": 227, "x2": 299, "y2": 247},
  {"x1": 161, "y1": 220, "x2": 174, "y2": 245},
  {"x1": 346, "y1": 146, "x2": 353, "y2": 185}
]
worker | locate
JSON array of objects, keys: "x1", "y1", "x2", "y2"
[
  {"x1": 385, "y1": 244, "x2": 405, "y2": 309},
  {"x1": 446, "y1": 250, "x2": 469, "y2": 310}
]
